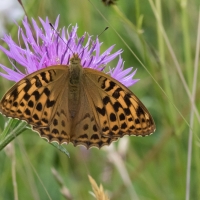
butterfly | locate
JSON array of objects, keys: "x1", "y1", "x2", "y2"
[{"x1": 0, "y1": 53, "x2": 155, "y2": 149}]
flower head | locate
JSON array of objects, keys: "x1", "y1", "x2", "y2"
[{"x1": 0, "y1": 16, "x2": 138, "y2": 86}]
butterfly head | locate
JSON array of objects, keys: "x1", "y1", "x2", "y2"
[{"x1": 70, "y1": 54, "x2": 81, "y2": 65}]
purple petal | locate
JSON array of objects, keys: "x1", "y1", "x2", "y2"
[{"x1": 0, "y1": 16, "x2": 138, "y2": 88}]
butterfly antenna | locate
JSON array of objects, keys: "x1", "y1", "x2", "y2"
[
  {"x1": 50, "y1": 23, "x2": 109, "y2": 60},
  {"x1": 49, "y1": 23, "x2": 74, "y2": 53},
  {"x1": 97, "y1": 27, "x2": 109, "y2": 38},
  {"x1": 17, "y1": 0, "x2": 28, "y2": 20},
  {"x1": 77, "y1": 26, "x2": 109, "y2": 58},
  {"x1": 17, "y1": 0, "x2": 27, "y2": 15}
]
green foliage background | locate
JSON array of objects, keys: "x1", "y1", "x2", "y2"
[{"x1": 0, "y1": 0, "x2": 200, "y2": 199}]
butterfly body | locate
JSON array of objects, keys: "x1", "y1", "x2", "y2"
[
  {"x1": 68, "y1": 54, "x2": 83, "y2": 118},
  {"x1": 0, "y1": 54, "x2": 155, "y2": 149}
]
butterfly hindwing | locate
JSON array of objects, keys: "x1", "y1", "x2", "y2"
[
  {"x1": 33, "y1": 100, "x2": 71, "y2": 144},
  {"x1": 70, "y1": 84, "x2": 119, "y2": 148}
]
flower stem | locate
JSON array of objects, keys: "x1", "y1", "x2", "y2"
[
  {"x1": 0, "y1": 118, "x2": 70, "y2": 157},
  {"x1": 0, "y1": 118, "x2": 27, "y2": 151}
]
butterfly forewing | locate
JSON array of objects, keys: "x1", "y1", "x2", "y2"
[{"x1": 0, "y1": 66, "x2": 70, "y2": 129}]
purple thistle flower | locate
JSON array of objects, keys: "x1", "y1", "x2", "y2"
[{"x1": 0, "y1": 15, "x2": 138, "y2": 86}]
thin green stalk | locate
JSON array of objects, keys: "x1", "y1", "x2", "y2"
[
  {"x1": 11, "y1": 144, "x2": 18, "y2": 200},
  {"x1": 186, "y1": 10, "x2": 200, "y2": 200},
  {"x1": 17, "y1": 138, "x2": 40, "y2": 200},
  {"x1": 148, "y1": 0, "x2": 200, "y2": 124},
  {"x1": 180, "y1": 0, "x2": 193, "y2": 88},
  {"x1": 135, "y1": 0, "x2": 140, "y2": 28},
  {"x1": 17, "y1": 139, "x2": 53, "y2": 200},
  {"x1": 194, "y1": 138, "x2": 200, "y2": 199},
  {"x1": 0, "y1": 119, "x2": 27, "y2": 151},
  {"x1": 155, "y1": 0, "x2": 176, "y2": 128},
  {"x1": 112, "y1": 5, "x2": 143, "y2": 54},
  {"x1": 112, "y1": 4, "x2": 151, "y2": 65}
]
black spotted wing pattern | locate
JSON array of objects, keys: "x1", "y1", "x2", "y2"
[
  {"x1": 69, "y1": 84, "x2": 119, "y2": 149},
  {"x1": 0, "y1": 58, "x2": 155, "y2": 149},
  {"x1": 84, "y1": 68, "x2": 156, "y2": 138},
  {"x1": 0, "y1": 66, "x2": 71, "y2": 141}
]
